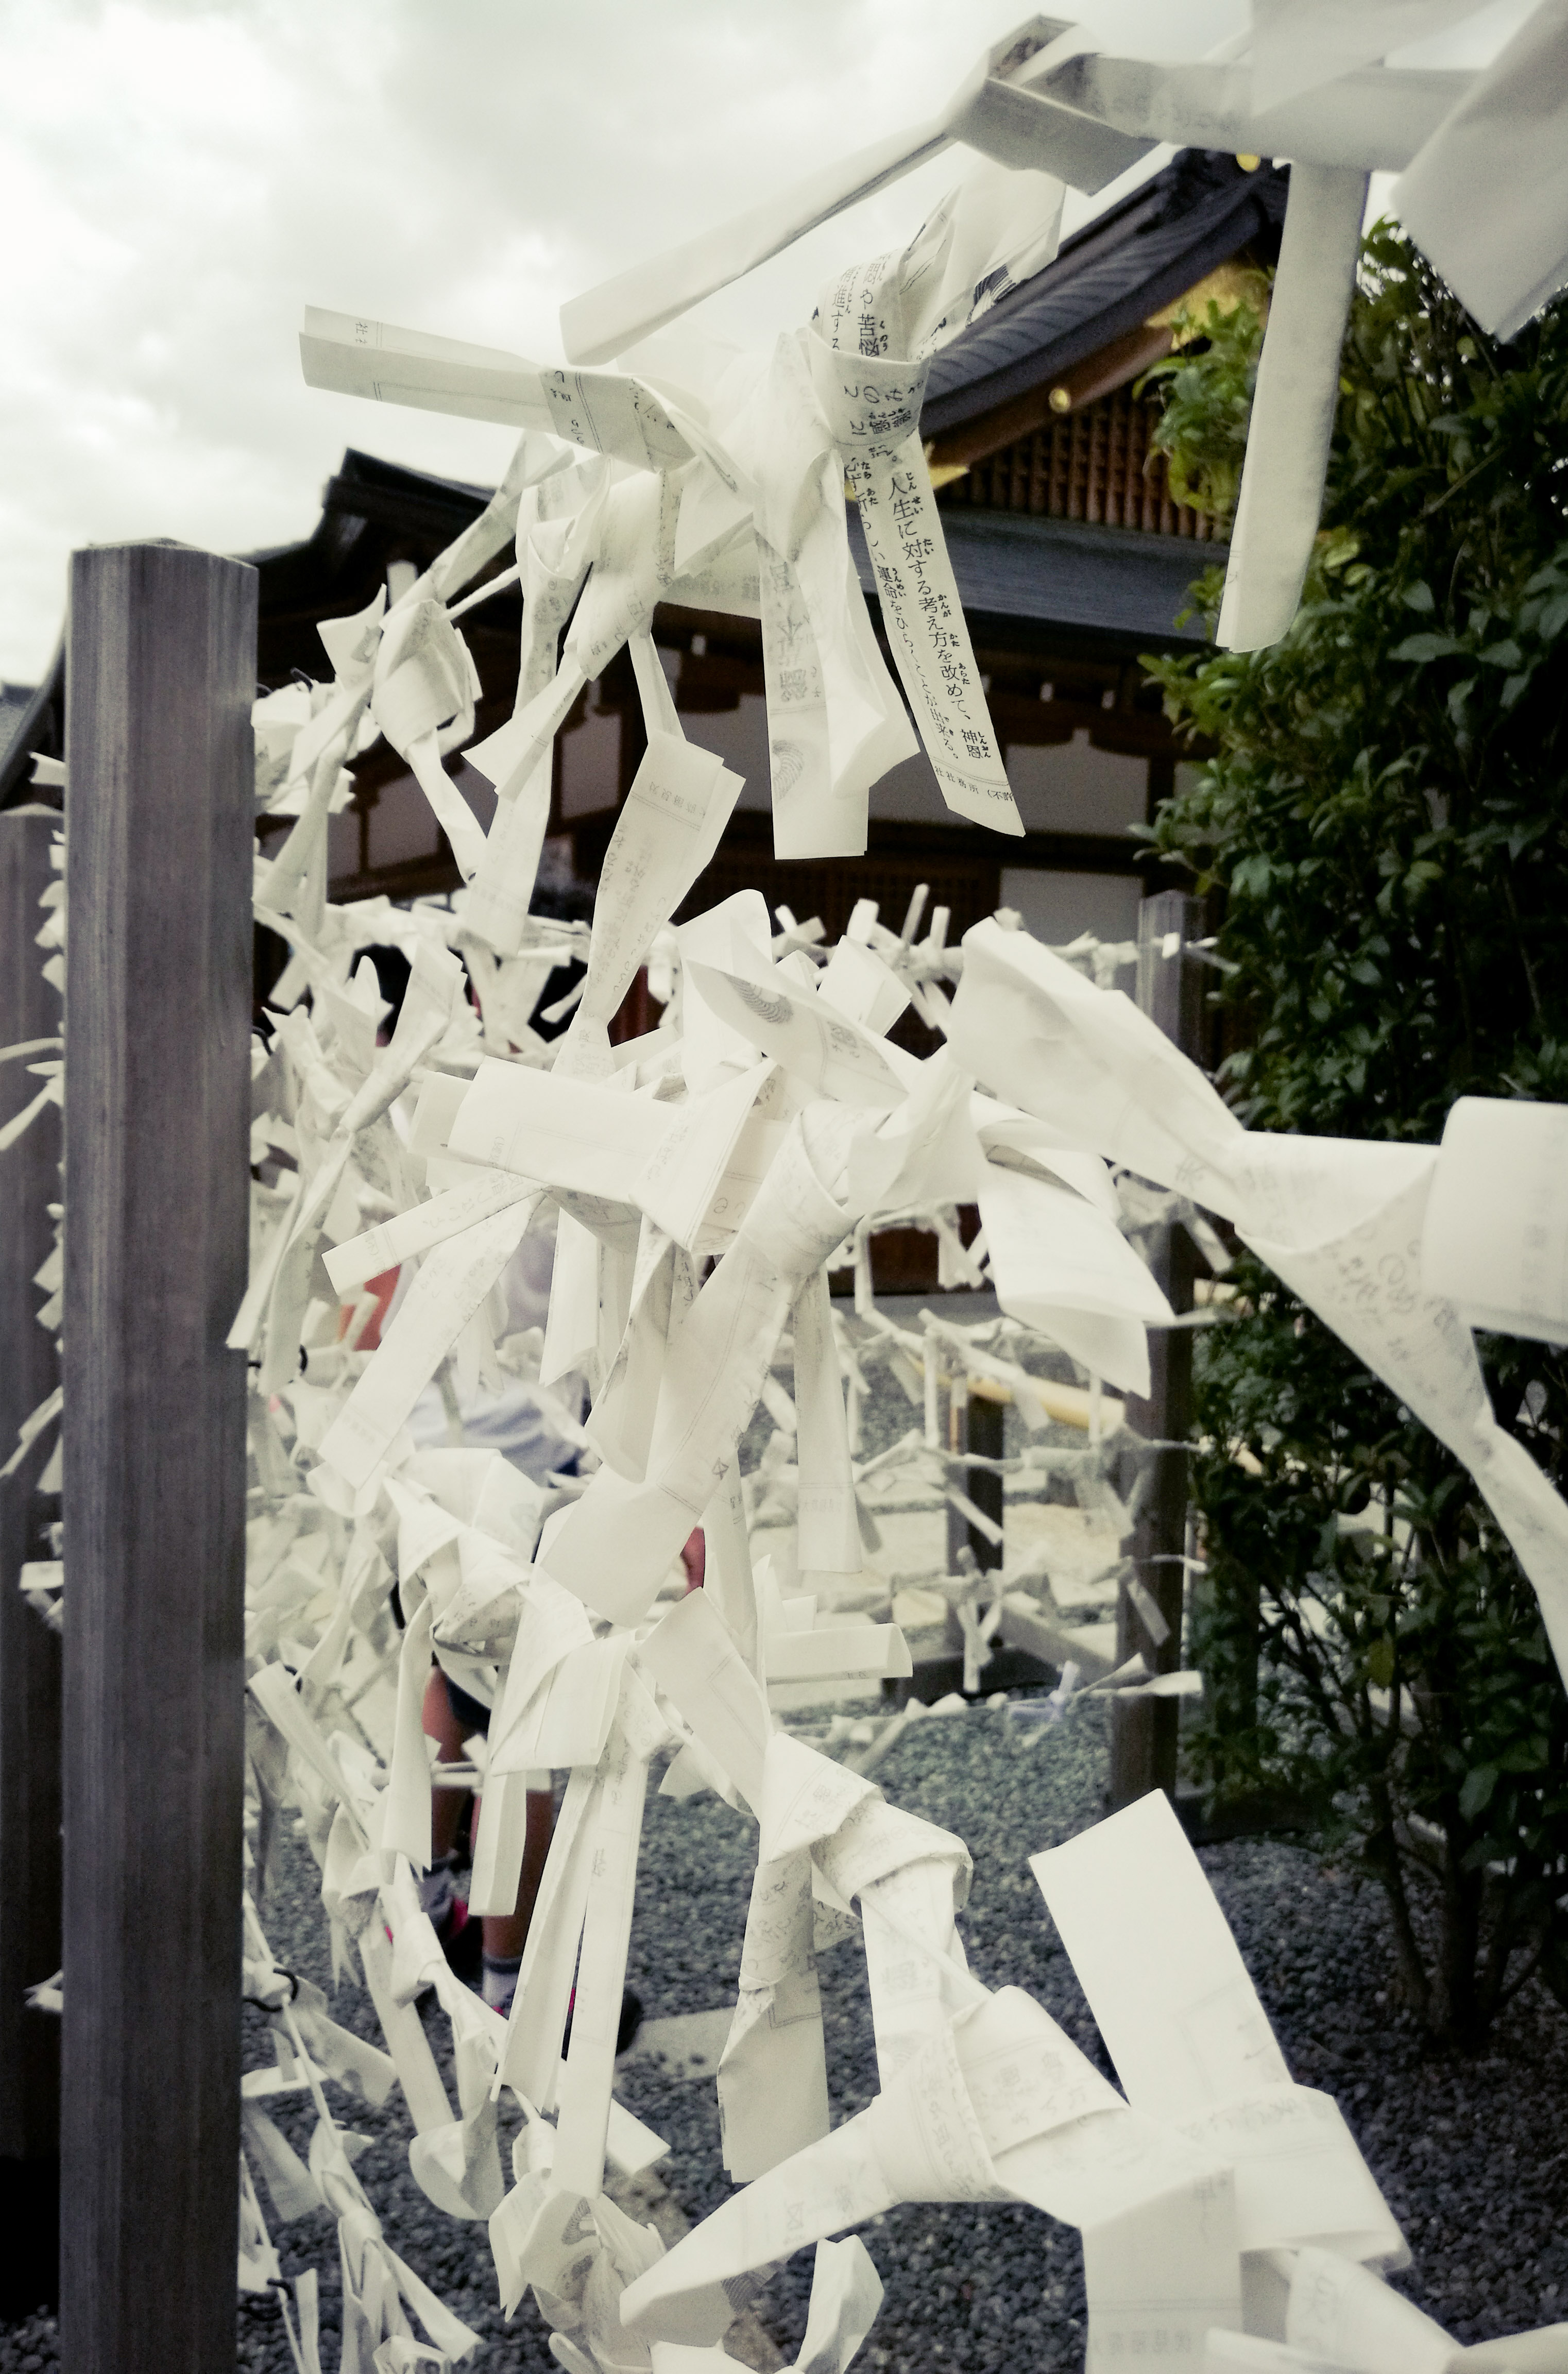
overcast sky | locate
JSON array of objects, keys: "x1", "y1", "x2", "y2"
[{"x1": 0, "y1": 0, "x2": 1532, "y2": 682}]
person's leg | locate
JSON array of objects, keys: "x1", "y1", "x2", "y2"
[
  {"x1": 471, "y1": 1775, "x2": 643, "y2": 2048},
  {"x1": 419, "y1": 1665, "x2": 482, "y2": 1979},
  {"x1": 480, "y1": 1786, "x2": 556, "y2": 1962},
  {"x1": 475, "y1": 1782, "x2": 556, "y2": 2009},
  {"x1": 421, "y1": 1663, "x2": 469, "y2": 1862},
  {"x1": 679, "y1": 1525, "x2": 706, "y2": 1592}
]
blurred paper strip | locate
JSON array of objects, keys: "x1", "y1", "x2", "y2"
[
  {"x1": 1248, "y1": 0, "x2": 1491, "y2": 114},
  {"x1": 1217, "y1": 164, "x2": 1369, "y2": 653},
  {"x1": 1396, "y1": 0, "x2": 1568, "y2": 338},
  {"x1": 1422, "y1": 1096, "x2": 1568, "y2": 1344}
]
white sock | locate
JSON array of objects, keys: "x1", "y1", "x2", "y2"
[{"x1": 481, "y1": 1951, "x2": 521, "y2": 2010}]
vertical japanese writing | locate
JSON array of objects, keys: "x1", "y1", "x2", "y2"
[{"x1": 813, "y1": 334, "x2": 1021, "y2": 836}]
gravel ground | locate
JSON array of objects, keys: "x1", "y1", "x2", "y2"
[{"x1": 5, "y1": 1703, "x2": 1565, "y2": 2371}]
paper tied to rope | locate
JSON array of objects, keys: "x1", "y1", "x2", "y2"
[
  {"x1": 557, "y1": 21, "x2": 1126, "y2": 366},
  {"x1": 370, "y1": 596, "x2": 486, "y2": 881},
  {"x1": 513, "y1": 455, "x2": 613, "y2": 718},
  {"x1": 536, "y1": 1099, "x2": 872, "y2": 1627},
  {"x1": 950, "y1": 916, "x2": 1568, "y2": 1688},
  {"x1": 557, "y1": 7, "x2": 1568, "y2": 660},
  {"x1": 684, "y1": 957, "x2": 909, "y2": 1111},
  {"x1": 617, "y1": 1775, "x2": 1411, "y2": 2364},
  {"x1": 304, "y1": 141, "x2": 1069, "y2": 871},
  {"x1": 490, "y1": 2159, "x2": 741, "y2": 2374},
  {"x1": 1031, "y1": 1791, "x2": 1404, "y2": 2268},
  {"x1": 977, "y1": 1155, "x2": 1172, "y2": 1399},
  {"x1": 619, "y1": 1981, "x2": 1234, "y2": 2346},
  {"x1": 255, "y1": 585, "x2": 386, "y2": 929},
  {"x1": 810, "y1": 261, "x2": 1021, "y2": 838},
  {"x1": 234, "y1": 318, "x2": 1568, "y2": 2374},
  {"x1": 649, "y1": 2236, "x2": 883, "y2": 2374},
  {"x1": 706, "y1": 332, "x2": 913, "y2": 862},
  {"x1": 716, "y1": 1846, "x2": 832, "y2": 2181},
  {"x1": 423, "y1": 421, "x2": 576, "y2": 608},
  {"x1": 407, "y1": 1996, "x2": 506, "y2": 2223},
  {"x1": 249, "y1": 939, "x2": 465, "y2": 1400}
]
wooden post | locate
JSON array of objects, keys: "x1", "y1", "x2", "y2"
[
  {"x1": 944, "y1": 1370, "x2": 969, "y2": 1591},
  {"x1": 62, "y1": 544, "x2": 255, "y2": 2372},
  {"x1": 0, "y1": 804, "x2": 64, "y2": 2314},
  {"x1": 1111, "y1": 889, "x2": 1203, "y2": 1808},
  {"x1": 609, "y1": 963, "x2": 656, "y2": 1046},
  {"x1": 944, "y1": 1377, "x2": 1005, "y2": 1676},
  {"x1": 963, "y1": 1386, "x2": 1005, "y2": 1571}
]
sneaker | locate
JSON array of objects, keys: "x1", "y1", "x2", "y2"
[
  {"x1": 560, "y1": 1985, "x2": 644, "y2": 2058},
  {"x1": 416, "y1": 1859, "x2": 456, "y2": 1927},
  {"x1": 437, "y1": 1896, "x2": 483, "y2": 1983},
  {"x1": 416, "y1": 1854, "x2": 482, "y2": 1983}
]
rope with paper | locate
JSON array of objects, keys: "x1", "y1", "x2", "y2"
[
  {"x1": 192, "y1": 404, "x2": 1568, "y2": 2374},
  {"x1": 556, "y1": 4, "x2": 1568, "y2": 657},
  {"x1": 13, "y1": 30, "x2": 1568, "y2": 2356}
]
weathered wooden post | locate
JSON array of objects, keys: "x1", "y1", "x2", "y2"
[
  {"x1": 942, "y1": 1374, "x2": 1007, "y2": 1686},
  {"x1": 1111, "y1": 888, "x2": 1203, "y2": 1808},
  {"x1": 0, "y1": 801, "x2": 64, "y2": 2313},
  {"x1": 963, "y1": 1385, "x2": 1006, "y2": 1562},
  {"x1": 62, "y1": 542, "x2": 255, "y2": 2370}
]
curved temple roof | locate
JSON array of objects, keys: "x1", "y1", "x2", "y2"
[{"x1": 924, "y1": 150, "x2": 1288, "y2": 435}]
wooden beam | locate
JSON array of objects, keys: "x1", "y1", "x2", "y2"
[
  {"x1": 0, "y1": 648, "x2": 64, "y2": 808},
  {"x1": 0, "y1": 803, "x2": 64, "y2": 2313},
  {"x1": 62, "y1": 542, "x2": 255, "y2": 2372},
  {"x1": 926, "y1": 324, "x2": 1176, "y2": 474},
  {"x1": 995, "y1": 1594, "x2": 1116, "y2": 1686},
  {"x1": 696, "y1": 808, "x2": 1154, "y2": 880},
  {"x1": 320, "y1": 467, "x2": 488, "y2": 545},
  {"x1": 1111, "y1": 888, "x2": 1204, "y2": 1809}
]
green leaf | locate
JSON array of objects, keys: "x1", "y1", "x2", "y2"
[
  {"x1": 1158, "y1": 227, "x2": 1568, "y2": 2046},
  {"x1": 1390, "y1": 633, "x2": 1466, "y2": 662}
]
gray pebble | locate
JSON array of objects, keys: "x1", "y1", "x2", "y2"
[{"x1": 7, "y1": 1704, "x2": 1564, "y2": 2370}]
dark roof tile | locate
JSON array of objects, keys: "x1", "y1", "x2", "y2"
[
  {"x1": 848, "y1": 507, "x2": 1211, "y2": 647},
  {"x1": 923, "y1": 149, "x2": 1287, "y2": 432}
]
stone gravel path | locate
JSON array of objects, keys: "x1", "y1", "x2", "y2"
[{"x1": 4, "y1": 1702, "x2": 1565, "y2": 2371}]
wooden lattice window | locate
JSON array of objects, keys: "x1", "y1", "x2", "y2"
[{"x1": 940, "y1": 385, "x2": 1218, "y2": 540}]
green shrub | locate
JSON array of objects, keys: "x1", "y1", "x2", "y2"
[{"x1": 1143, "y1": 223, "x2": 1568, "y2": 2049}]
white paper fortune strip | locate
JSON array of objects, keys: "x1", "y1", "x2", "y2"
[{"x1": 30, "y1": 45, "x2": 1568, "y2": 2365}]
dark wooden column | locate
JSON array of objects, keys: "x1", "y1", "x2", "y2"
[
  {"x1": 1111, "y1": 889, "x2": 1203, "y2": 1808},
  {"x1": 62, "y1": 544, "x2": 255, "y2": 2372},
  {"x1": 943, "y1": 1378, "x2": 1007, "y2": 1675},
  {"x1": 0, "y1": 803, "x2": 64, "y2": 2314},
  {"x1": 963, "y1": 1385, "x2": 1006, "y2": 1571}
]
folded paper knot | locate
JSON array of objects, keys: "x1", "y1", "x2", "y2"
[{"x1": 372, "y1": 598, "x2": 478, "y2": 757}]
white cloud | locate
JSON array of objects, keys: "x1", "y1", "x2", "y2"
[
  {"x1": 7, "y1": 0, "x2": 1513, "y2": 683},
  {"x1": 0, "y1": 0, "x2": 1214, "y2": 677}
]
